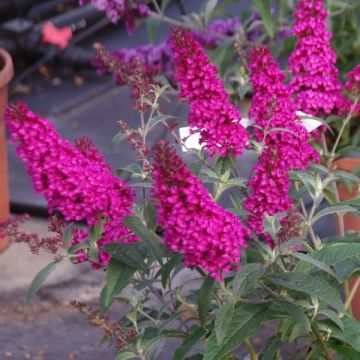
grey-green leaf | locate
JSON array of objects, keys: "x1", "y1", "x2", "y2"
[
  {"x1": 115, "y1": 351, "x2": 138, "y2": 360},
  {"x1": 27, "y1": 260, "x2": 61, "y2": 303},
  {"x1": 103, "y1": 259, "x2": 136, "y2": 312},
  {"x1": 254, "y1": 0, "x2": 274, "y2": 38},
  {"x1": 123, "y1": 216, "x2": 164, "y2": 265},
  {"x1": 274, "y1": 300, "x2": 311, "y2": 332},
  {"x1": 215, "y1": 302, "x2": 235, "y2": 345},
  {"x1": 203, "y1": 304, "x2": 268, "y2": 360},
  {"x1": 233, "y1": 263, "x2": 266, "y2": 298},
  {"x1": 198, "y1": 276, "x2": 215, "y2": 327},
  {"x1": 311, "y1": 205, "x2": 360, "y2": 225},
  {"x1": 267, "y1": 273, "x2": 346, "y2": 313},
  {"x1": 173, "y1": 326, "x2": 205, "y2": 360}
]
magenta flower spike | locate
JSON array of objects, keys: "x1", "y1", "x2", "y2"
[
  {"x1": 152, "y1": 141, "x2": 248, "y2": 280},
  {"x1": 171, "y1": 28, "x2": 249, "y2": 158},
  {"x1": 5, "y1": 103, "x2": 137, "y2": 266}
]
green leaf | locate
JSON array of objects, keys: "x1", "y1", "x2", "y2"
[
  {"x1": 198, "y1": 276, "x2": 215, "y2": 327},
  {"x1": 311, "y1": 205, "x2": 360, "y2": 225},
  {"x1": 261, "y1": 336, "x2": 281, "y2": 360},
  {"x1": 295, "y1": 243, "x2": 360, "y2": 273},
  {"x1": 291, "y1": 252, "x2": 337, "y2": 278},
  {"x1": 233, "y1": 263, "x2": 266, "y2": 298},
  {"x1": 111, "y1": 132, "x2": 126, "y2": 149},
  {"x1": 203, "y1": 304, "x2": 268, "y2": 360},
  {"x1": 62, "y1": 223, "x2": 74, "y2": 247},
  {"x1": 318, "y1": 309, "x2": 344, "y2": 330},
  {"x1": 147, "y1": 17, "x2": 159, "y2": 43},
  {"x1": 215, "y1": 302, "x2": 235, "y2": 345},
  {"x1": 273, "y1": 300, "x2": 311, "y2": 332},
  {"x1": 329, "y1": 342, "x2": 360, "y2": 359},
  {"x1": 104, "y1": 243, "x2": 148, "y2": 272},
  {"x1": 204, "y1": 0, "x2": 218, "y2": 24},
  {"x1": 161, "y1": 253, "x2": 182, "y2": 288},
  {"x1": 123, "y1": 216, "x2": 164, "y2": 265},
  {"x1": 148, "y1": 114, "x2": 174, "y2": 131},
  {"x1": 210, "y1": 0, "x2": 238, "y2": 17},
  {"x1": 267, "y1": 273, "x2": 346, "y2": 313},
  {"x1": 27, "y1": 260, "x2": 61, "y2": 303},
  {"x1": 103, "y1": 259, "x2": 136, "y2": 312},
  {"x1": 338, "y1": 196, "x2": 360, "y2": 208},
  {"x1": 115, "y1": 351, "x2": 137, "y2": 360},
  {"x1": 329, "y1": 317, "x2": 360, "y2": 351},
  {"x1": 254, "y1": 0, "x2": 274, "y2": 38},
  {"x1": 173, "y1": 326, "x2": 205, "y2": 360}
]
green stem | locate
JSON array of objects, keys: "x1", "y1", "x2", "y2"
[
  {"x1": 312, "y1": 324, "x2": 333, "y2": 360},
  {"x1": 245, "y1": 339, "x2": 259, "y2": 360}
]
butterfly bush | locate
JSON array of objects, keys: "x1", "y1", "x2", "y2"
[
  {"x1": 79, "y1": 0, "x2": 149, "y2": 33},
  {"x1": 171, "y1": 28, "x2": 249, "y2": 158},
  {"x1": 5, "y1": 103, "x2": 137, "y2": 266},
  {"x1": 94, "y1": 17, "x2": 241, "y2": 84},
  {"x1": 152, "y1": 141, "x2": 248, "y2": 280},
  {"x1": 346, "y1": 64, "x2": 360, "y2": 94},
  {"x1": 289, "y1": 0, "x2": 347, "y2": 116},
  {"x1": 244, "y1": 47, "x2": 319, "y2": 242}
]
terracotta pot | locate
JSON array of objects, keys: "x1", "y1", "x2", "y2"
[
  {"x1": 335, "y1": 157, "x2": 360, "y2": 319},
  {"x1": 0, "y1": 49, "x2": 14, "y2": 253}
]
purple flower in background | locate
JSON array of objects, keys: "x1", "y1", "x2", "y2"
[
  {"x1": 79, "y1": 0, "x2": 149, "y2": 34},
  {"x1": 93, "y1": 17, "x2": 241, "y2": 84}
]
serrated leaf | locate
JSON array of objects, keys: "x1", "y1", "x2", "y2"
[
  {"x1": 274, "y1": 300, "x2": 311, "y2": 332},
  {"x1": 203, "y1": 304, "x2": 268, "y2": 360},
  {"x1": 27, "y1": 260, "x2": 61, "y2": 303},
  {"x1": 104, "y1": 243, "x2": 147, "y2": 272},
  {"x1": 267, "y1": 273, "x2": 346, "y2": 313},
  {"x1": 311, "y1": 205, "x2": 360, "y2": 225},
  {"x1": 173, "y1": 326, "x2": 205, "y2": 360},
  {"x1": 291, "y1": 252, "x2": 337, "y2": 278},
  {"x1": 254, "y1": 0, "x2": 274, "y2": 38},
  {"x1": 198, "y1": 276, "x2": 214, "y2": 327},
  {"x1": 233, "y1": 263, "x2": 266, "y2": 298},
  {"x1": 295, "y1": 243, "x2": 360, "y2": 274},
  {"x1": 123, "y1": 216, "x2": 164, "y2": 265},
  {"x1": 103, "y1": 259, "x2": 136, "y2": 313},
  {"x1": 328, "y1": 317, "x2": 360, "y2": 351},
  {"x1": 215, "y1": 302, "x2": 234, "y2": 345}
]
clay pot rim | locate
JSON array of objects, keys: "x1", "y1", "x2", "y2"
[{"x1": 0, "y1": 48, "x2": 14, "y2": 90}]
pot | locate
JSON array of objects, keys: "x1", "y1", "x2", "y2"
[{"x1": 0, "y1": 48, "x2": 14, "y2": 253}]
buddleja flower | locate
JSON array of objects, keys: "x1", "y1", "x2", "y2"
[
  {"x1": 5, "y1": 103, "x2": 137, "y2": 266},
  {"x1": 288, "y1": 0, "x2": 347, "y2": 116},
  {"x1": 345, "y1": 64, "x2": 360, "y2": 94},
  {"x1": 152, "y1": 141, "x2": 248, "y2": 280},
  {"x1": 171, "y1": 28, "x2": 249, "y2": 158},
  {"x1": 79, "y1": 0, "x2": 149, "y2": 33},
  {"x1": 94, "y1": 18, "x2": 241, "y2": 85},
  {"x1": 244, "y1": 47, "x2": 319, "y2": 242}
]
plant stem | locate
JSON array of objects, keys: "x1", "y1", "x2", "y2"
[
  {"x1": 245, "y1": 339, "x2": 259, "y2": 360},
  {"x1": 345, "y1": 277, "x2": 360, "y2": 310},
  {"x1": 311, "y1": 324, "x2": 333, "y2": 360}
]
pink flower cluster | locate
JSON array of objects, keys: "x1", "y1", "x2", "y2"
[
  {"x1": 5, "y1": 103, "x2": 137, "y2": 266},
  {"x1": 345, "y1": 64, "x2": 360, "y2": 94},
  {"x1": 289, "y1": 0, "x2": 347, "y2": 116},
  {"x1": 79, "y1": 0, "x2": 149, "y2": 33},
  {"x1": 244, "y1": 47, "x2": 319, "y2": 243},
  {"x1": 152, "y1": 141, "x2": 248, "y2": 280},
  {"x1": 170, "y1": 28, "x2": 248, "y2": 158}
]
